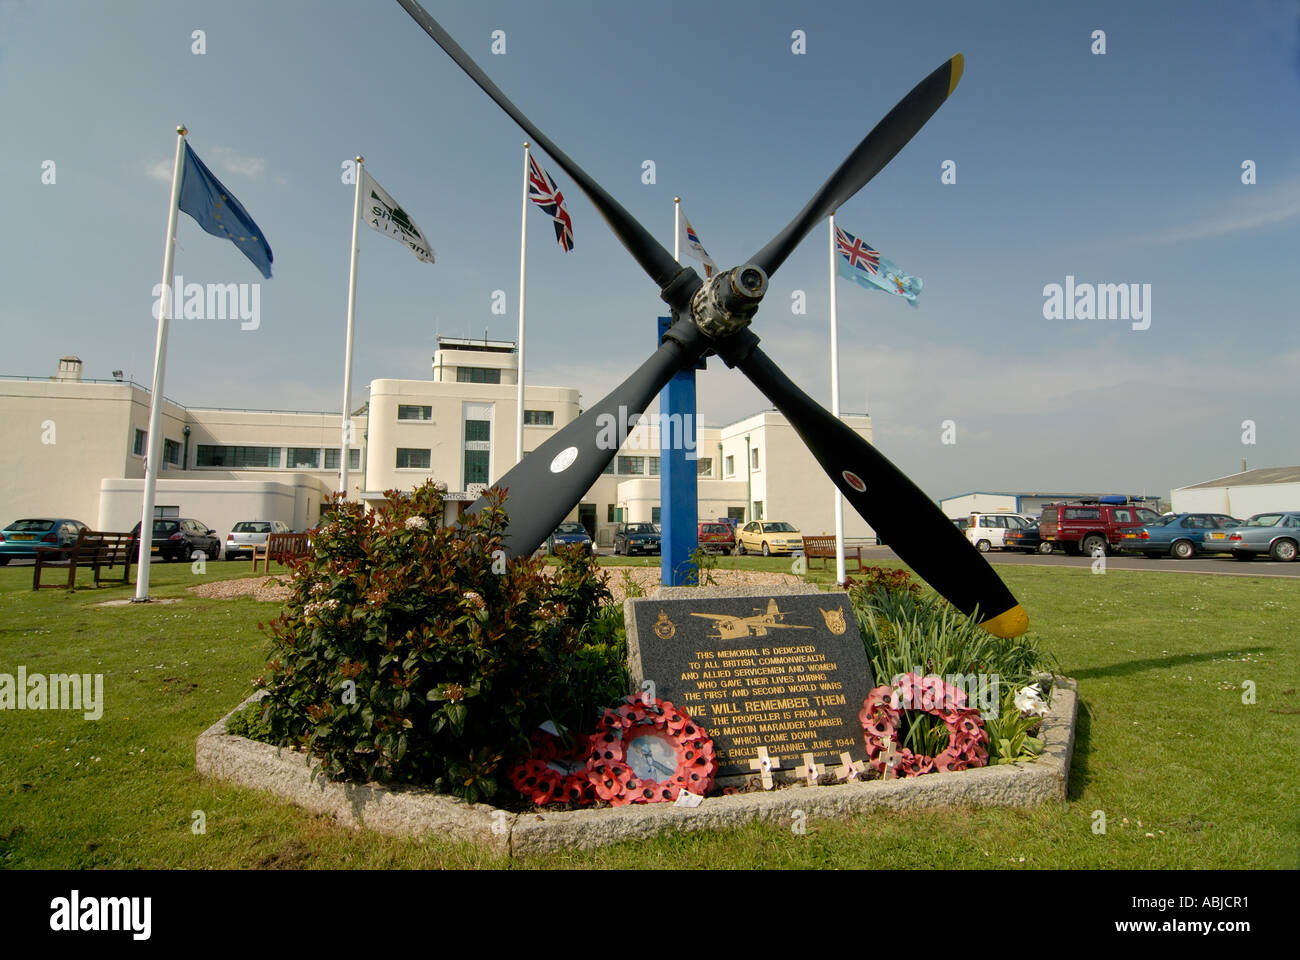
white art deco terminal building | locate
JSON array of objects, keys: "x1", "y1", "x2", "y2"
[{"x1": 0, "y1": 343, "x2": 875, "y2": 549}]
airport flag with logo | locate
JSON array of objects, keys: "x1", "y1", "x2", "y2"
[
  {"x1": 527, "y1": 153, "x2": 575, "y2": 251},
  {"x1": 177, "y1": 142, "x2": 274, "y2": 278},
  {"x1": 677, "y1": 208, "x2": 716, "y2": 278},
  {"x1": 834, "y1": 225, "x2": 922, "y2": 308},
  {"x1": 360, "y1": 169, "x2": 435, "y2": 264}
]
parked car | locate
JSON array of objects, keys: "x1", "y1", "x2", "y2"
[
  {"x1": 225, "y1": 519, "x2": 291, "y2": 561},
  {"x1": 1206, "y1": 511, "x2": 1300, "y2": 562},
  {"x1": 1003, "y1": 522, "x2": 1055, "y2": 555},
  {"x1": 1038, "y1": 498, "x2": 1161, "y2": 556},
  {"x1": 955, "y1": 513, "x2": 1036, "y2": 552},
  {"x1": 613, "y1": 522, "x2": 661, "y2": 556},
  {"x1": 735, "y1": 520, "x2": 802, "y2": 556},
  {"x1": 546, "y1": 521, "x2": 594, "y2": 556},
  {"x1": 1111, "y1": 513, "x2": 1241, "y2": 559},
  {"x1": 697, "y1": 521, "x2": 736, "y2": 554},
  {"x1": 129, "y1": 518, "x2": 222, "y2": 562},
  {"x1": 0, "y1": 518, "x2": 88, "y2": 564}
]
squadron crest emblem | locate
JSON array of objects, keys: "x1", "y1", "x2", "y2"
[
  {"x1": 819, "y1": 606, "x2": 847, "y2": 635},
  {"x1": 653, "y1": 609, "x2": 677, "y2": 640}
]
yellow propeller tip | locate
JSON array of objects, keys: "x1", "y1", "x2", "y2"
[
  {"x1": 948, "y1": 53, "x2": 964, "y2": 96},
  {"x1": 981, "y1": 604, "x2": 1028, "y2": 638}
]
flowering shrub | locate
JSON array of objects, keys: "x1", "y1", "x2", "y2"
[{"x1": 248, "y1": 482, "x2": 615, "y2": 803}]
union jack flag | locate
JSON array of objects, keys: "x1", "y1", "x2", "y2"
[
  {"x1": 527, "y1": 154, "x2": 574, "y2": 252},
  {"x1": 835, "y1": 226, "x2": 879, "y2": 275}
]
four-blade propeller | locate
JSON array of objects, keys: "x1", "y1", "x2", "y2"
[{"x1": 395, "y1": 0, "x2": 1028, "y2": 638}]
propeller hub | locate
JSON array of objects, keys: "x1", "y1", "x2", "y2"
[{"x1": 691, "y1": 263, "x2": 768, "y2": 339}]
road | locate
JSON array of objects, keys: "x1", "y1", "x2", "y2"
[{"x1": 857, "y1": 546, "x2": 1300, "y2": 579}]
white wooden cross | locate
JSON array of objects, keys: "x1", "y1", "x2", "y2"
[
  {"x1": 836, "y1": 751, "x2": 866, "y2": 782},
  {"x1": 748, "y1": 746, "x2": 782, "y2": 790},
  {"x1": 798, "y1": 752, "x2": 825, "y2": 786},
  {"x1": 880, "y1": 735, "x2": 900, "y2": 781}
]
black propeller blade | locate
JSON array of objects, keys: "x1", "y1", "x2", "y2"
[
  {"x1": 395, "y1": 1, "x2": 1027, "y2": 635},
  {"x1": 718, "y1": 333, "x2": 1027, "y2": 637},
  {"x1": 394, "y1": 0, "x2": 691, "y2": 306},
  {"x1": 749, "y1": 54, "x2": 963, "y2": 278},
  {"x1": 465, "y1": 317, "x2": 709, "y2": 556}
]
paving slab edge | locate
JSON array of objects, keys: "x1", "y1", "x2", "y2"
[{"x1": 196, "y1": 678, "x2": 1078, "y2": 857}]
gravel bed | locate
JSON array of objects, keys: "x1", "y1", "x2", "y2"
[{"x1": 187, "y1": 566, "x2": 810, "y2": 605}]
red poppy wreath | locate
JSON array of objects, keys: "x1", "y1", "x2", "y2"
[
  {"x1": 859, "y1": 672, "x2": 989, "y2": 777},
  {"x1": 585, "y1": 695, "x2": 717, "y2": 806}
]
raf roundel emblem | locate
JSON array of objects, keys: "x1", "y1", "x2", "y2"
[
  {"x1": 842, "y1": 470, "x2": 867, "y2": 493},
  {"x1": 550, "y1": 446, "x2": 579, "y2": 473}
]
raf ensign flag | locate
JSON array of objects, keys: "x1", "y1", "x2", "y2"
[{"x1": 835, "y1": 225, "x2": 922, "y2": 308}]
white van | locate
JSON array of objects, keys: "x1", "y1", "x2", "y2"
[{"x1": 953, "y1": 513, "x2": 1036, "y2": 552}]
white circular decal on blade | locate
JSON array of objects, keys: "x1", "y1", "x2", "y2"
[
  {"x1": 842, "y1": 470, "x2": 867, "y2": 493},
  {"x1": 550, "y1": 446, "x2": 579, "y2": 473}
]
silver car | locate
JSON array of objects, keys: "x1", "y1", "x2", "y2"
[
  {"x1": 224, "y1": 520, "x2": 291, "y2": 561},
  {"x1": 1206, "y1": 511, "x2": 1300, "y2": 562}
]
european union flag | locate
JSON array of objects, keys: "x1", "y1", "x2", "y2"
[{"x1": 178, "y1": 143, "x2": 273, "y2": 279}]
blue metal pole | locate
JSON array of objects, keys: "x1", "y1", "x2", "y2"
[{"x1": 658, "y1": 315, "x2": 701, "y2": 585}]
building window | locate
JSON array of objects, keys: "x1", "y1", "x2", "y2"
[
  {"x1": 696, "y1": 457, "x2": 712, "y2": 477},
  {"x1": 651, "y1": 507, "x2": 661, "y2": 524},
  {"x1": 724, "y1": 454, "x2": 734, "y2": 477},
  {"x1": 398, "y1": 405, "x2": 433, "y2": 421},
  {"x1": 648, "y1": 457, "x2": 661, "y2": 476},
  {"x1": 607, "y1": 504, "x2": 616, "y2": 522},
  {"x1": 465, "y1": 420, "x2": 491, "y2": 443},
  {"x1": 753, "y1": 501, "x2": 763, "y2": 521},
  {"x1": 396, "y1": 448, "x2": 431, "y2": 469},
  {"x1": 727, "y1": 506, "x2": 745, "y2": 522},
  {"x1": 154, "y1": 505, "x2": 180, "y2": 518},
  {"x1": 456, "y1": 366, "x2": 501, "y2": 384},
  {"x1": 601, "y1": 460, "x2": 615, "y2": 475},
  {"x1": 196, "y1": 445, "x2": 280, "y2": 468},
  {"x1": 751, "y1": 448, "x2": 760, "y2": 471},
  {"x1": 133, "y1": 428, "x2": 147, "y2": 456},
  {"x1": 617, "y1": 455, "x2": 645, "y2": 475},
  {"x1": 524, "y1": 410, "x2": 554, "y2": 426},
  {"x1": 163, "y1": 439, "x2": 182, "y2": 465},
  {"x1": 287, "y1": 447, "x2": 320, "y2": 469},
  {"x1": 324, "y1": 448, "x2": 361, "y2": 471},
  {"x1": 464, "y1": 449, "x2": 489, "y2": 484}
]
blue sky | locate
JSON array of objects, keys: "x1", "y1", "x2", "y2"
[{"x1": 3, "y1": 0, "x2": 1297, "y2": 502}]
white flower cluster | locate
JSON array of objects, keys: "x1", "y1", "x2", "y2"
[
  {"x1": 310, "y1": 581, "x2": 329, "y2": 597},
  {"x1": 404, "y1": 516, "x2": 429, "y2": 531},
  {"x1": 303, "y1": 598, "x2": 341, "y2": 619},
  {"x1": 1014, "y1": 683, "x2": 1048, "y2": 717}
]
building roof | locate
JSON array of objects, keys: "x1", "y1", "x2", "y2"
[{"x1": 1178, "y1": 466, "x2": 1300, "y2": 490}]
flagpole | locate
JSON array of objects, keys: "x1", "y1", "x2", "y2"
[
  {"x1": 828, "y1": 213, "x2": 846, "y2": 585},
  {"x1": 673, "y1": 196, "x2": 681, "y2": 262},
  {"x1": 339, "y1": 156, "x2": 364, "y2": 498},
  {"x1": 516, "y1": 143, "x2": 530, "y2": 468},
  {"x1": 133, "y1": 125, "x2": 187, "y2": 603}
]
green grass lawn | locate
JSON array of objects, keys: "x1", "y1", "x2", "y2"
[{"x1": 1, "y1": 554, "x2": 1296, "y2": 869}]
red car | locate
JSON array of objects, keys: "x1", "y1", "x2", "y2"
[{"x1": 697, "y1": 521, "x2": 736, "y2": 554}]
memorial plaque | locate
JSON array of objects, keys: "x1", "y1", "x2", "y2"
[{"x1": 626, "y1": 586, "x2": 875, "y2": 779}]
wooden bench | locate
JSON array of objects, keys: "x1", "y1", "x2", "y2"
[
  {"x1": 33, "y1": 530, "x2": 135, "y2": 590},
  {"x1": 801, "y1": 535, "x2": 864, "y2": 573},
  {"x1": 252, "y1": 532, "x2": 311, "y2": 573}
]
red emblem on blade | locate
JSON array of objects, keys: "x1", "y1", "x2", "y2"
[{"x1": 842, "y1": 470, "x2": 866, "y2": 493}]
